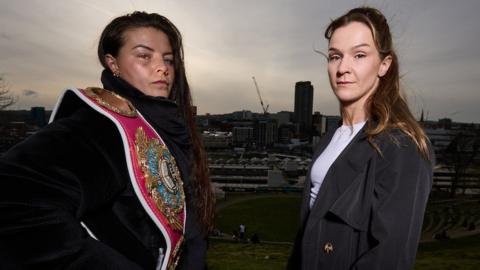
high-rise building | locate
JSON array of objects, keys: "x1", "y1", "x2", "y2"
[{"x1": 294, "y1": 81, "x2": 314, "y2": 140}]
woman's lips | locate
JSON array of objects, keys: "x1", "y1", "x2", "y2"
[
  {"x1": 152, "y1": 80, "x2": 168, "y2": 86},
  {"x1": 337, "y1": 81, "x2": 353, "y2": 86}
]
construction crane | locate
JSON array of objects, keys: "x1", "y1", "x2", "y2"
[{"x1": 252, "y1": 76, "x2": 269, "y2": 115}]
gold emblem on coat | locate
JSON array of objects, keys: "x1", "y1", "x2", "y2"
[{"x1": 324, "y1": 242, "x2": 334, "y2": 254}]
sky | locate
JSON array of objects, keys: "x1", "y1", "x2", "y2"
[{"x1": 1, "y1": 0, "x2": 479, "y2": 122}]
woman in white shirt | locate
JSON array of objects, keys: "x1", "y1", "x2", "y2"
[{"x1": 288, "y1": 7, "x2": 434, "y2": 270}]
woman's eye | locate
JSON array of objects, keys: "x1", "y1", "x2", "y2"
[
  {"x1": 164, "y1": 58, "x2": 174, "y2": 66},
  {"x1": 328, "y1": 55, "x2": 340, "y2": 62},
  {"x1": 354, "y1": 54, "x2": 366, "y2": 59},
  {"x1": 138, "y1": 54, "x2": 151, "y2": 60}
]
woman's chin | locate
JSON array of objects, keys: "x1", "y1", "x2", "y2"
[{"x1": 140, "y1": 88, "x2": 171, "y2": 98}]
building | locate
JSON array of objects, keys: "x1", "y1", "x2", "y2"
[
  {"x1": 325, "y1": 115, "x2": 342, "y2": 133},
  {"x1": 209, "y1": 164, "x2": 269, "y2": 189},
  {"x1": 30, "y1": 107, "x2": 46, "y2": 128},
  {"x1": 270, "y1": 111, "x2": 292, "y2": 126},
  {"x1": 231, "y1": 110, "x2": 253, "y2": 120},
  {"x1": 278, "y1": 123, "x2": 295, "y2": 144},
  {"x1": 294, "y1": 81, "x2": 314, "y2": 140},
  {"x1": 255, "y1": 119, "x2": 278, "y2": 148},
  {"x1": 233, "y1": 126, "x2": 254, "y2": 146},
  {"x1": 312, "y1": 112, "x2": 325, "y2": 136},
  {"x1": 202, "y1": 131, "x2": 232, "y2": 149}
]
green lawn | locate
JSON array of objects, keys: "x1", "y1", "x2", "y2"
[
  {"x1": 215, "y1": 194, "x2": 302, "y2": 242},
  {"x1": 415, "y1": 234, "x2": 480, "y2": 270},
  {"x1": 209, "y1": 194, "x2": 480, "y2": 269},
  {"x1": 207, "y1": 240, "x2": 291, "y2": 270},
  {"x1": 208, "y1": 236, "x2": 480, "y2": 270}
]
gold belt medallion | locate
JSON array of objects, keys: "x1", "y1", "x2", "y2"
[{"x1": 134, "y1": 127, "x2": 185, "y2": 231}]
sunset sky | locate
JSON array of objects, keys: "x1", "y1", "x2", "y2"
[{"x1": 1, "y1": 0, "x2": 479, "y2": 122}]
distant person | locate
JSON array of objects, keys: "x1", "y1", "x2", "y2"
[
  {"x1": 0, "y1": 11, "x2": 214, "y2": 270},
  {"x1": 288, "y1": 7, "x2": 434, "y2": 269},
  {"x1": 239, "y1": 224, "x2": 246, "y2": 240}
]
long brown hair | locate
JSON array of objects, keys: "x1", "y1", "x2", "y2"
[
  {"x1": 98, "y1": 11, "x2": 215, "y2": 231},
  {"x1": 325, "y1": 7, "x2": 430, "y2": 159}
]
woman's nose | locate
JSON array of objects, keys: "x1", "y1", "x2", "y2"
[
  {"x1": 337, "y1": 57, "x2": 351, "y2": 75},
  {"x1": 155, "y1": 60, "x2": 168, "y2": 74}
]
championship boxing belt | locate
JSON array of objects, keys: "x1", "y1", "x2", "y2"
[{"x1": 50, "y1": 87, "x2": 186, "y2": 270}]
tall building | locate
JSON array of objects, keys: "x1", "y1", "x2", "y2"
[{"x1": 294, "y1": 81, "x2": 314, "y2": 140}]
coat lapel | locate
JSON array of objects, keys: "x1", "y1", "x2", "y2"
[{"x1": 304, "y1": 125, "x2": 376, "y2": 233}]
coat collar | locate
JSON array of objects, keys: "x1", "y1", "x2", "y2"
[{"x1": 303, "y1": 123, "x2": 376, "y2": 232}]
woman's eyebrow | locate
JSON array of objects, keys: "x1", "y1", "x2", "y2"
[
  {"x1": 329, "y1": 43, "x2": 371, "y2": 52},
  {"x1": 131, "y1": 44, "x2": 154, "y2": 51}
]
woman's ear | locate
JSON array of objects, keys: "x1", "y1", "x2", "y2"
[
  {"x1": 378, "y1": 55, "x2": 392, "y2": 77},
  {"x1": 105, "y1": 54, "x2": 119, "y2": 74}
]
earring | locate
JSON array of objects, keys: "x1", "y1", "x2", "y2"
[{"x1": 113, "y1": 71, "x2": 120, "y2": 77}]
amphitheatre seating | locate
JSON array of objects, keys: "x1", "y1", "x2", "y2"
[{"x1": 421, "y1": 199, "x2": 480, "y2": 241}]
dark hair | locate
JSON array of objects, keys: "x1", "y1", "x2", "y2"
[
  {"x1": 325, "y1": 7, "x2": 430, "y2": 159},
  {"x1": 98, "y1": 11, "x2": 215, "y2": 231}
]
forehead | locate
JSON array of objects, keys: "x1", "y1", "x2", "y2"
[
  {"x1": 329, "y1": 22, "x2": 375, "y2": 49},
  {"x1": 121, "y1": 27, "x2": 172, "y2": 50}
]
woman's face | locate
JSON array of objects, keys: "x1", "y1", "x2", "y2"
[
  {"x1": 327, "y1": 22, "x2": 391, "y2": 108},
  {"x1": 106, "y1": 27, "x2": 175, "y2": 97}
]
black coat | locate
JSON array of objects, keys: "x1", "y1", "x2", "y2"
[
  {"x1": 288, "y1": 126, "x2": 433, "y2": 270},
  {"x1": 0, "y1": 93, "x2": 206, "y2": 269}
]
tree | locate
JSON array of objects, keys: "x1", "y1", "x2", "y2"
[
  {"x1": 0, "y1": 76, "x2": 17, "y2": 110},
  {"x1": 443, "y1": 131, "x2": 480, "y2": 197}
]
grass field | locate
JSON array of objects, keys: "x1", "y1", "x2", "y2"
[
  {"x1": 415, "y1": 234, "x2": 480, "y2": 270},
  {"x1": 207, "y1": 240, "x2": 291, "y2": 270},
  {"x1": 215, "y1": 194, "x2": 302, "y2": 242},
  {"x1": 209, "y1": 193, "x2": 480, "y2": 269},
  {"x1": 207, "y1": 236, "x2": 480, "y2": 269}
]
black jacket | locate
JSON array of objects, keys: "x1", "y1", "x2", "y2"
[
  {"x1": 288, "y1": 126, "x2": 433, "y2": 270},
  {"x1": 0, "y1": 90, "x2": 206, "y2": 269}
]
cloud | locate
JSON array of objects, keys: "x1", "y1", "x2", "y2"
[
  {"x1": 22, "y1": 89, "x2": 38, "y2": 97},
  {"x1": 0, "y1": 33, "x2": 11, "y2": 40},
  {"x1": 1, "y1": 0, "x2": 479, "y2": 122}
]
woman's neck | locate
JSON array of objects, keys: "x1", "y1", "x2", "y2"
[{"x1": 341, "y1": 102, "x2": 368, "y2": 126}]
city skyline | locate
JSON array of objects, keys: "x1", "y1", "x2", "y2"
[{"x1": 1, "y1": 0, "x2": 479, "y2": 123}]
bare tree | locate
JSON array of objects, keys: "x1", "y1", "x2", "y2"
[
  {"x1": 0, "y1": 76, "x2": 17, "y2": 110},
  {"x1": 443, "y1": 131, "x2": 480, "y2": 197}
]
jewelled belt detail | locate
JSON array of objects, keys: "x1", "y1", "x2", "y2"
[
  {"x1": 67, "y1": 87, "x2": 186, "y2": 270},
  {"x1": 135, "y1": 126, "x2": 185, "y2": 232}
]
